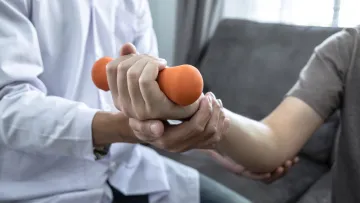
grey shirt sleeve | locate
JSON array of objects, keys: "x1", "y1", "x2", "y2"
[{"x1": 286, "y1": 28, "x2": 358, "y2": 120}]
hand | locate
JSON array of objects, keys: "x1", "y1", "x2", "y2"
[
  {"x1": 203, "y1": 150, "x2": 299, "y2": 183},
  {"x1": 106, "y1": 43, "x2": 200, "y2": 120},
  {"x1": 128, "y1": 93, "x2": 230, "y2": 152}
]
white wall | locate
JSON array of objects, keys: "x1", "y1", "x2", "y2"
[{"x1": 149, "y1": 0, "x2": 177, "y2": 66}]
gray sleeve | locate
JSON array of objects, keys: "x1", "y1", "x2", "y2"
[{"x1": 287, "y1": 28, "x2": 357, "y2": 120}]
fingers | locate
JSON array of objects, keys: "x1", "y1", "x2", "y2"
[
  {"x1": 129, "y1": 93, "x2": 224, "y2": 153},
  {"x1": 139, "y1": 61, "x2": 167, "y2": 117},
  {"x1": 151, "y1": 96, "x2": 213, "y2": 152},
  {"x1": 170, "y1": 93, "x2": 226, "y2": 152},
  {"x1": 178, "y1": 96, "x2": 214, "y2": 150},
  {"x1": 116, "y1": 54, "x2": 166, "y2": 119},
  {"x1": 262, "y1": 157, "x2": 299, "y2": 183},
  {"x1": 242, "y1": 170, "x2": 271, "y2": 180},
  {"x1": 106, "y1": 55, "x2": 133, "y2": 104},
  {"x1": 120, "y1": 43, "x2": 137, "y2": 56},
  {"x1": 215, "y1": 155, "x2": 246, "y2": 174},
  {"x1": 187, "y1": 95, "x2": 213, "y2": 135},
  {"x1": 283, "y1": 160, "x2": 292, "y2": 172},
  {"x1": 202, "y1": 150, "x2": 246, "y2": 174},
  {"x1": 129, "y1": 118, "x2": 165, "y2": 141},
  {"x1": 127, "y1": 58, "x2": 148, "y2": 118},
  {"x1": 116, "y1": 55, "x2": 158, "y2": 114},
  {"x1": 281, "y1": 157, "x2": 299, "y2": 174},
  {"x1": 262, "y1": 167, "x2": 285, "y2": 183},
  {"x1": 108, "y1": 43, "x2": 137, "y2": 104},
  {"x1": 116, "y1": 56, "x2": 145, "y2": 114},
  {"x1": 198, "y1": 96, "x2": 223, "y2": 149},
  {"x1": 205, "y1": 94, "x2": 221, "y2": 136}
]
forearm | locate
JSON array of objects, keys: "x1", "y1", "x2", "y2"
[
  {"x1": 0, "y1": 85, "x2": 141, "y2": 158},
  {"x1": 216, "y1": 109, "x2": 286, "y2": 173},
  {"x1": 92, "y1": 111, "x2": 141, "y2": 147},
  {"x1": 216, "y1": 98, "x2": 324, "y2": 173},
  {"x1": 0, "y1": 84, "x2": 98, "y2": 158}
]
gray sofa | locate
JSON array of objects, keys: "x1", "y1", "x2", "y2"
[{"x1": 156, "y1": 19, "x2": 342, "y2": 203}]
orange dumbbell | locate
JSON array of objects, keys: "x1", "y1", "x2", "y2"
[{"x1": 92, "y1": 57, "x2": 203, "y2": 106}]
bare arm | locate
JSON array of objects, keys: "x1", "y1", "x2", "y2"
[
  {"x1": 216, "y1": 28, "x2": 357, "y2": 172},
  {"x1": 219, "y1": 97, "x2": 323, "y2": 172},
  {"x1": 92, "y1": 111, "x2": 141, "y2": 147}
]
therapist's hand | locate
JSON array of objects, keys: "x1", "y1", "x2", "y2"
[
  {"x1": 106, "y1": 43, "x2": 200, "y2": 120},
  {"x1": 128, "y1": 93, "x2": 230, "y2": 152}
]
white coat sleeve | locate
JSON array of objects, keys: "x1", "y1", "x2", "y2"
[
  {"x1": 132, "y1": 0, "x2": 159, "y2": 57},
  {"x1": 0, "y1": 0, "x2": 98, "y2": 159}
]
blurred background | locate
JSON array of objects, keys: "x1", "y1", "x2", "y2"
[{"x1": 149, "y1": 0, "x2": 359, "y2": 66}]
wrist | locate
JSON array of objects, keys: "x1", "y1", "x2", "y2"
[{"x1": 91, "y1": 111, "x2": 140, "y2": 147}]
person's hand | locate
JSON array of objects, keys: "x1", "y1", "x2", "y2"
[
  {"x1": 203, "y1": 150, "x2": 299, "y2": 183},
  {"x1": 128, "y1": 92, "x2": 230, "y2": 152},
  {"x1": 106, "y1": 43, "x2": 200, "y2": 120}
]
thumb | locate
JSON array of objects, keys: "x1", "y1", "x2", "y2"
[
  {"x1": 129, "y1": 118, "x2": 164, "y2": 139},
  {"x1": 120, "y1": 43, "x2": 137, "y2": 56}
]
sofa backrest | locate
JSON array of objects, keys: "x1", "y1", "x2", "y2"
[{"x1": 198, "y1": 19, "x2": 341, "y2": 165}]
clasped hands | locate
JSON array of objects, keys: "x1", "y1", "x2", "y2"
[
  {"x1": 106, "y1": 43, "x2": 227, "y2": 152},
  {"x1": 106, "y1": 43, "x2": 297, "y2": 182}
]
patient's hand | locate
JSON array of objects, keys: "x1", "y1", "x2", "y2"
[
  {"x1": 106, "y1": 43, "x2": 200, "y2": 121},
  {"x1": 202, "y1": 150, "x2": 299, "y2": 183}
]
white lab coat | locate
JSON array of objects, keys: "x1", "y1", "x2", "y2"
[{"x1": 0, "y1": 0, "x2": 199, "y2": 202}]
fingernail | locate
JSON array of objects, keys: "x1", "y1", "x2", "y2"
[
  {"x1": 206, "y1": 95, "x2": 213, "y2": 110},
  {"x1": 209, "y1": 92, "x2": 216, "y2": 100},
  {"x1": 206, "y1": 93, "x2": 212, "y2": 103},
  {"x1": 150, "y1": 123, "x2": 162, "y2": 137},
  {"x1": 217, "y1": 99, "x2": 223, "y2": 108}
]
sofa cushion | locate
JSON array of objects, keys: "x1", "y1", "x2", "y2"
[
  {"x1": 198, "y1": 19, "x2": 341, "y2": 164},
  {"x1": 156, "y1": 149, "x2": 328, "y2": 203},
  {"x1": 297, "y1": 171, "x2": 332, "y2": 203}
]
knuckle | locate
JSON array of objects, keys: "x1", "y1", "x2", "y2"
[
  {"x1": 207, "y1": 125, "x2": 217, "y2": 134},
  {"x1": 145, "y1": 108, "x2": 161, "y2": 119},
  {"x1": 122, "y1": 109, "x2": 132, "y2": 118},
  {"x1": 193, "y1": 123, "x2": 205, "y2": 133},
  {"x1": 206, "y1": 106, "x2": 213, "y2": 116},
  {"x1": 213, "y1": 99, "x2": 221, "y2": 108},
  {"x1": 114, "y1": 102, "x2": 122, "y2": 111},
  {"x1": 117, "y1": 62, "x2": 128, "y2": 74},
  {"x1": 135, "y1": 111, "x2": 147, "y2": 121},
  {"x1": 139, "y1": 77, "x2": 152, "y2": 86},
  {"x1": 143, "y1": 54, "x2": 153, "y2": 59},
  {"x1": 127, "y1": 70, "x2": 141, "y2": 81},
  {"x1": 213, "y1": 134, "x2": 221, "y2": 142},
  {"x1": 106, "y1": 63, "x2": 116, "y2": 74}
]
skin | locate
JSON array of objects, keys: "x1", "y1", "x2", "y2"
[
  {"x1": 216, "y1": 97, "x2": 322, "y2": 172},
  {"x1": 105, "y1": 45, "x2": 200, "y2": 121},
  {"x1": 102, "y1": 43, "x2": 313, "y2": 180},
  {"x1": 202, "y1": 149, "x2": 299, "y2": 183},
  {"x1": 92, "y1": 43, "x2": 229, "y2": 154}
]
